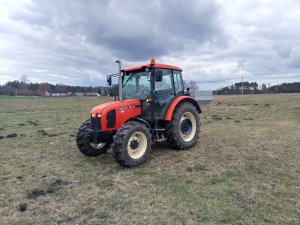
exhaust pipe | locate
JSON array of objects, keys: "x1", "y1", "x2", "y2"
[{"x1": 115, "y1": 60, "x2": 122, "y2": 101}]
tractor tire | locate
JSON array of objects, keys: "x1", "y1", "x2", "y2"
[
  {"x1": 76, "y1": 119, "x2": 109, "y2": 156},
  {"x1": 112, "y1": 121, "x2": 152, "y2": 167},
  {"x1": 166, "y1": 102, "x2": 200, "y2": 150}
]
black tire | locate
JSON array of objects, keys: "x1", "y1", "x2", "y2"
[
  {"x1": 166, "y1": 102, "x2": 200, "y2": 150},
  {"x1": 112, "y1": 121, "x2": 152, "y2": 167},
  {"x1": 76, "y1": 119, "x2": 109, "y2": 156}
]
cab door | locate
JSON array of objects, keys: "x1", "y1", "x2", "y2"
[{"x1": 154, "y1": 69, "x2": 175, "y2": 120}]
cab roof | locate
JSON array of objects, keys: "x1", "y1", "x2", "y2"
[{"x1": 121, "y1": 59, "x2": 182, "y2": 72}]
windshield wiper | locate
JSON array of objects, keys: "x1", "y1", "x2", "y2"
[{"x1": 122, "y1": 73, "x2": 134, "y2": 88}]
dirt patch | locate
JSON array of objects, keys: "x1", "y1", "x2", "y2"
[
  {"x1": 16, "y1": 176, "x2": 23, "y2": 180},
  {"x1": 27, "y1": 120, "x2": 39, "y2": 126},
  {"x1": 264, "y1": 104, "x2": 274, "y2": 107},
  {"x1": 37, "y1": 130, "x2": 48, "y2": 136},
  {"x1": 211, "y1": 115, "x2": 222, "y2": 121},
  {"x1": 225, "y1": 116, "x2": 233, "y2": 120},
  {"x1": 46, "y1": 187, "x2": 57, "y2": 193},
  {"x1": 37, "y1": 130, "x2": 58, "y2": 137},
  {"x1": 52, "y1": 179, "x2": 69, "y2": 186},
  {"x1": 231, "y1": 193, "x2": 255, "y2": 208},
  {"x1": 69, "y1": 134, "x2": 75, "y2": 137},
  {"x1": 18, "y1": 203, "x2": 27, "y2": 212},
  {"x1": 234, "y1": 120, "x2": 241, "y2": 123},
  {"x1": 187, "y1": 164, "x2": 210, "y2": 172},
  {"x1": 6, "y1": 133, "x2": 17, "y2": 138},
  {"x1": 47, "y1": 179, "x2": 69, "y2": 194},
  {"x1": 26, "y1": 189, "x2": 45, "y2": 199}
]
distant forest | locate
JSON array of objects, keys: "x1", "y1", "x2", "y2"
[
  {"x1": 0, "y1": 79, "x2": 199, "y2": 97},
  {"x1": 0, "y1": 80, "x2": 119, "y2": 96},
  {"x1": 0, "y1": 79, "x2": 299, "y2": 96},
  {"x1": 214, "y1": 82, "x2": 300, "y2": 95}
]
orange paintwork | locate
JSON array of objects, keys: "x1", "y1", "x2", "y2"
[
  {"x1": 164, "y1": 96, "x2": 193, "y2": 121},
  {"x1": 91, "y1": 99, "x2": 142, "y2": 131},
  {"x1": 122, "y1": 63, "x2": 182, "y2": 72}
]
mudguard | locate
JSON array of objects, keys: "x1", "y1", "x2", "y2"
[{"x1": 164, "y1": 96, "x2": 201, "y2": 121}]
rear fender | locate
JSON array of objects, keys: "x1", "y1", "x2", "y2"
[{"x1": 164, "y1": 96, "x2": 201, "y2": 121}]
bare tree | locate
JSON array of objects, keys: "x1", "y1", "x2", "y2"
[
  {"x1": 188, "y1": 81, "x2": 199, "y2": 90},
  {"x1": 19, "y1": 75, "x2": 29, "y2": 96}
]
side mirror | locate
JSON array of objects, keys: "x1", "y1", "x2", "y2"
[
  {"x1": 155, "y1": 70, "x2": 163, "y2": 82},
  {"x1": 186, "y1": 87, "x2": 191, "y2": 96},
  {"x1": 107, "y1": 76, "x2": 112, "y2": 86}
]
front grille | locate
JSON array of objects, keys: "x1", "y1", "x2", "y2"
[
  {"x1": 107, "y1": 109, "x2": 116, "y2": 128},
  {"x1": 91, "y1": 117, "x2": 101, "y2": 130}
]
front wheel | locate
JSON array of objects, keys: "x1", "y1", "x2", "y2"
[
  {"x1": 76, "y1": 119, "x2": 109, "y2": 156},
  {"x1": 112, "y1": 121, "x2": 152, "y2": 167},
  {"x1": 166, "y1": 102, "x2": 200, "y2": 150}
]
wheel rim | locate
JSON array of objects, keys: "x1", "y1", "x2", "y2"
[
  {"x1": 179, "y1": 112, "x2": 196, "y2": 142},
  {"x1": 89, "y1": 143, "x2": 106, "y2": 149},
  {"x1": 127, "y1": 131, "x2": 147, "y2": 159}
]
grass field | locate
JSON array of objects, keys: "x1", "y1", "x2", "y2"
[{"x1": 0, "y1": 94, "x2": 299, "y2": 225}]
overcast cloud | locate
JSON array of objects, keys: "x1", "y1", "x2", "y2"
[{"x1": 0, "y1": 0, "x2": 299, "y2": 89}]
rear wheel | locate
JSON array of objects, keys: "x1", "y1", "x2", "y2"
[
  {"x1": 112, "y1": 121, "x2": 152, "y2": 167},
  {"x1": 166, "y1": 102, "x2": 200, "y2": 149},
  {"x1": 76, "y1": 119, "x2": 109, "y2": 156}
]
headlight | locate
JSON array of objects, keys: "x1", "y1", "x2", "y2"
[{"x1": 91, "y1": 113, "x2": 101, "y2": 118}]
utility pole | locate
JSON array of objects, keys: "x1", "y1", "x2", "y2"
[{"x1": 241, "y1": 76, "x2": 244, "y2": 95}]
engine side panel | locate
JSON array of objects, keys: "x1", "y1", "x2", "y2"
[{"x1": 91, "y1": 100, "x2": 142, "y2": 131}]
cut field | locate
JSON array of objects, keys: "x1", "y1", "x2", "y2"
[{"x1": 0, "y1": 94, "x2": 299, "y2": 225}]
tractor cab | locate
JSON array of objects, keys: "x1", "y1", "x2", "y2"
[
  {"x1": 76, "y1": 59, "x2": 201, "y2": 167},
  {"x1": 121, "y1": 59, "x2": 186, "y2": 121}
]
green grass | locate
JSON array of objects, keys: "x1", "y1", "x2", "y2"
[{"x1": 0, "y1": 94, "x2": 299, "y2": 225}]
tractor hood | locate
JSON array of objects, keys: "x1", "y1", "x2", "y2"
[
  {"x1": 91, "y1": 99, "x2": 141, "y2": 115},
  {"x1": 90, "y1": 99, "x2": 142, "y2": 131}
]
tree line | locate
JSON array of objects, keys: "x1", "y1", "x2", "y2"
[
  {"x1": 1, "y1": 78, "x2": 299, "y2": 96},
  {"x1": 0, "y1": 80, "x2": 119, "y2": 96},
  {"x1": 214, "y1": 82, "x2": 300, "y2": 95},
  {"x1": 0, "y1": 78, "x2": 200, "y2": 97}
]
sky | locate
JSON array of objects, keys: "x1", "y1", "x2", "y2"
[{"x1": 0, "y1": 0, "x2": 299, "y2": 89}]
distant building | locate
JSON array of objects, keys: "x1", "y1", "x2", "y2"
[
  {"x1": 190, "y1": 90, "x2": 213, "y2": 107},
  {"x1": 85, "y1": 92, "x2": 100, "y2": 97},
  {"x1": 52, "y1": 93, "x2": 66, "y2": 97},
  {"x1": 75, "y1": 93, "x2": 84, "y2": 97}
]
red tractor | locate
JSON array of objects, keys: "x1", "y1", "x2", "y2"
[{"x1": 76, "y1": 58, "x2": 201, "y2": 167}]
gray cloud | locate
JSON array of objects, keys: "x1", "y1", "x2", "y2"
[{"x1": 0, "y1": 0, "x2": 299, "y2": 89}]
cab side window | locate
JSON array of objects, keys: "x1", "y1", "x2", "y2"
[
  {"x1": 155, "y1": 69, "x2": 173, "y2": 93},
  {"x1": 173, "y1": 71, "x2": 184, "y2": 95}
]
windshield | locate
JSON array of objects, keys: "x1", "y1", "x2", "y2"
[{"x1": 122, "y1": 71, "x2": 151, "y2": 100}]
